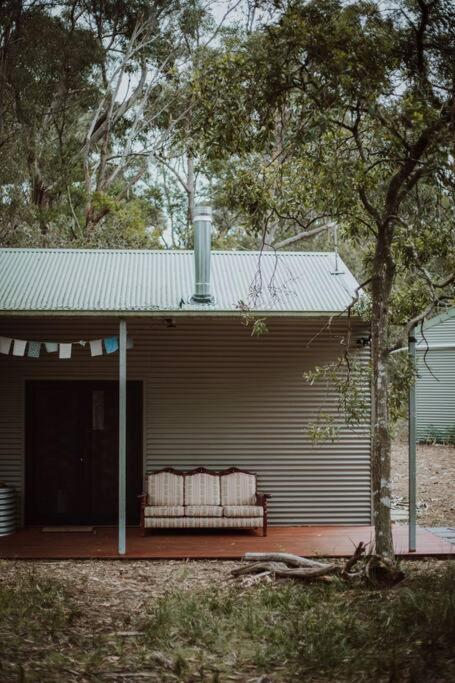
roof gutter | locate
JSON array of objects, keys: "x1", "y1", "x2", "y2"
[
  {"x1": 391, "y1": 341, "x2": 455, "y2": 353},
  {"x1": 0, "y1": 310, "x2": 365, "y2": 318}
]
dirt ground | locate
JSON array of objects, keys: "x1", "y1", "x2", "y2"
[{"x1": 391, "y1": 439, "x2": 455, "y2": 527}]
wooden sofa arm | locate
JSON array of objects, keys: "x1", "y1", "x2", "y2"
[
  {"x1": 256, "y1": 492, "x2": 271, "y2": 506},
  {"x1": 256, "y1": 492, "x2": 271, "y2": 537}
]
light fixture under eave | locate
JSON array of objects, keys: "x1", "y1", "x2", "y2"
[{"x1": 165, "y1": 318, "x2": 177, "y2": 328}]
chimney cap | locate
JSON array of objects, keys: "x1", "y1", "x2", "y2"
[{"x1": 193, "y1": 205, "x2": 212, "y2": 220}]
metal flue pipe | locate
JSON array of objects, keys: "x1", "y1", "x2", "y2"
[{"x1": 191, "y1": 205, "x2": 214, "y2": 304}]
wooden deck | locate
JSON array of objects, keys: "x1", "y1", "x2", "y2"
[{"x1": 0, "y1": 525, "x2": 453, "y2": 559}]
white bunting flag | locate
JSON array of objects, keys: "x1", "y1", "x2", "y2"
[
  {"x1": 89, "y1": 339, "x2": 103, "y2": 357},
  {"x1": 0, "y1": 336, "x2": 12, "y2": 354},
  {"x1": 59, "y1": 343, "x2": 72, "y2": 359},
  {"x1": 127, "y1": 337, "x2": 134, "y2": 350},
  {"x1": 45, "y1": 342, "x2": 58, "y2": 353},
  {"x1": 13, "y1": 339, "x2": 27, "y2": 356}
]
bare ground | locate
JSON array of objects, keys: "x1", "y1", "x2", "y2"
[{"x1": 391, "y1": 439, "x2": 455, "y2": 527}]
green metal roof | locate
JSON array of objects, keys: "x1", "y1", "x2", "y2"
[
  {"x1": 0, "y1": 248, "x2": 361, "y2": 315},
  {"x1": 418, "y1": 306, "x2": 455, "y2": 332}
]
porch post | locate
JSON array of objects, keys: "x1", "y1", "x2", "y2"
[
  {"x1": 118, "y1": 319, "x2": 127, "y2": 555},
  {"x1": 408, "y1": 327, "x2": 417, "y2": 552}
]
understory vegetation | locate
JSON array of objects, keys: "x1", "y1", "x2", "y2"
[
  {"x1": 0, "y1": 561, "x2": 454, "y2": 682},
  {"x1": 422, "y1": 427, "x2": 455, "y2": 447}
]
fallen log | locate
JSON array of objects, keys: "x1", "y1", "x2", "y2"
[
  {"x1": 232, "y1": 542, "x2": 404, "y2": 586},
  {"x1": 232, "y1": 561, "x2": 290, "y2": 576},
  {"x1": 242, "y1": 552, "x2": 330, "y2": 569},
  {"x1": 231, "y1": 560, "x2": 338, "y2": 580}
]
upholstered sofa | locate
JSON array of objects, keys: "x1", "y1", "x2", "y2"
[{"x1": 139, "y1": 467, "x2": 270, "y2": 536}]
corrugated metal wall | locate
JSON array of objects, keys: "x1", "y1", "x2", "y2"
[
  {"x1": 0, "y1": 316, "x2": 371, "y2": 525},
  {"x1": 416, "y1": 314, "x2": 455, "y2": 442}
]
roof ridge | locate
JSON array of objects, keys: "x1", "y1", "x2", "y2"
[{"x1": 0, "y1": 248, "x2": 336, "y2": 257}]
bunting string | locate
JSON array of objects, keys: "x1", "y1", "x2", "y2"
[{"x1": 0, "y1": 335, "x2": 133, "y2": 359}]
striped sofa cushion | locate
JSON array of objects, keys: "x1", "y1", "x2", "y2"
[
  {"x1": 144, "y1": 505, "x2": 185, "y2": 517},
  {"x1": 185, "y1": 472, "x2": 220, "y2": 505},
  {"x1": 186, "y1": 505, "x2": 223, "y2": 517},
  {"x1": 223, "y1": 505, "x2": 263, "y2": 518},
  {"x1": 220, "y1": 472, "x2": 256, "y2": 506},
  {"x1": 147, "y1": 471, "x2": 184, "y2": 506},
  {"x1": 144, "y1": 516, "x2": 263, "y2": 528}
]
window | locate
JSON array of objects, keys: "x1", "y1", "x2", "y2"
[{"x1": 92, "y1": 390, "x2": 104, "y2": 430}]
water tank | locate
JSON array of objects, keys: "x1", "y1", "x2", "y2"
[{"x1": 0, "y1": 485, "x2": 16, "y2": 536}]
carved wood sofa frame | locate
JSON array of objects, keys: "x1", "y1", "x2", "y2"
[{"x1": 139, "y1": 466, "x2": 271, "y2": 536}]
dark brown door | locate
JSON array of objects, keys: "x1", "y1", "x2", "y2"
[{"x1": 26, "y1": 381, "x2": 142, "y2": 525}]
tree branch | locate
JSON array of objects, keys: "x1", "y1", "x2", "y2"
[
  {"x1": 273, "y1": 223, "x2": 333, "y2": 249},
  {"x1": 387, "y1": 277, "x2": 455, "y2": 354}
]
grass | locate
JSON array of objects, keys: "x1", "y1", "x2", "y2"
[
  {"x1": 422, "y1": 426, "x2": 455, "y2": 446},
  {"x1": 141, "y1": 567, "x2": 455, "y2": 681},
  {"x1": 0, "y1": 562, "x2": 455, "y2": 681}
]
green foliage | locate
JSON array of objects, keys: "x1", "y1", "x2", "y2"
[
  {"x1": 239, "y1": 307, "x2": 269, "y2": 336},
  {"x1": 0, "y1": 0, "x2": 187, "y2": 247},
  {"x1": 388, "y1": 352, "x2": 417, "y2": 423},
  {"x1": 304, "y1": 357, "x2": 371, "y2": 438},
  {"x1": 192, "y1": 0, "x2": 455, "y2": 315},
  {"x1": 304, "y1": 348, "x2": 417, "y2": 438},
  {"x1": 351, "y1": 293, "x2": 372, "y2": 321},
  {"x1": 306, "y1": 413, "x2": 338, "y2": 444}
]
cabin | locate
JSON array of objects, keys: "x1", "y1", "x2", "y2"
[
  {"x1": 415, "y1": 307, "x2": 455, "y2": 443},
  {"x1": 0, "y1": 207, "x2": 372, "y2": 552}
]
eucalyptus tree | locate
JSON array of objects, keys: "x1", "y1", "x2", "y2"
[
  {"x1": 0, "y1": 0, "x2": 192, "y2": 243},
  {"x1": 0, "y1": 0, "x2": 102, "y2": 237},
  {"x1": 146, "y1": 0, "x2": 248, "y2": 248},
  {"x1": 193, "y1": 0, "x2": 455, "y2": 557}
]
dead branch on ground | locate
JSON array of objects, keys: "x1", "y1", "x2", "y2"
[{"x1": 231, "y1": 544, "x2": 405, "y2": 587}]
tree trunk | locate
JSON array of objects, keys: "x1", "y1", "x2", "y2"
[
  {"x1": 28, "y1": 154, "x2": 51, "y2": 235},
  {"x1": 84, "y1": 203, "x2": 109, "y2": 233},
  {"x1": 370, "y1": 233, "x2": 395, "y2": 558}
]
